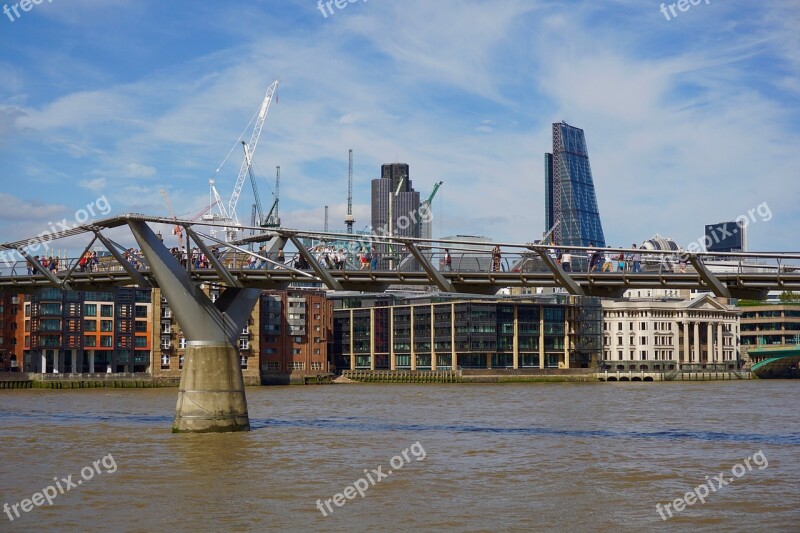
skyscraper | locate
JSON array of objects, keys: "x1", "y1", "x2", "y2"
[
  {"x1": 545, "y1": 122, "x2": 606, "y2": 247},
  {"x1": 371, "y1": 163, "x2": 421, "y2": 268}
]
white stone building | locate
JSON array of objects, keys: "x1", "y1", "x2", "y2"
[{"x1": 602, "y1": 295, "x2": 740, "y2": 371}]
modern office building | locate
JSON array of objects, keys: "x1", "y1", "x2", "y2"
[
  {"x1": 738, "y1": 302, "x2": 800, "y2": 365},
  {"x1": 260, "y1": 289, "x2": 333, "y2": 382},
  {"x1": 705, "y1": 221, "x2": 746, "y2": 252},
  {"x1": 152, "y1": 285, "x2": 260, "y2": 382},
  {"x1": 0, "y1": 294, "x2": 20, "y2": 371},
  {"x1": 601, "y1": 295, "x2": 740, "y2": 371},
  {"x1": 20, "y1": 288, "x2": 154, "y2": 374},
  {"x1": 371, "y1": 163, "x2": 421, "y2": 268},
  {"x1": 545, "y1": 122, "x2": 606, "y2": 247},
  {"x1": 331, "y1": 293, "x2": 602, "y2": 371}
]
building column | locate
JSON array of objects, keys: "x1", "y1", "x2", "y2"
[
  {"x1": 89, "y1": 350, "x2": 95, "y2": 373},
  {"x1": 693, "y1": 321, "x2": 700, "y2": 364},
  {"x1": 370, "y1": 308, "x2": 376, "y2": 371},
  {"x1": 717, "y1": 322, "x2": 724, "y2": 362},
  {"x1": 389, "y1": 308, "x2": 396, "y2": 371},
  {"x1": 349, "y1": 309, "x2": 355, "y2": 371},
  {"x1": 707, "y1": 322, "x2": 714, "y2": 363},
  {"x1": 71, "y1": 349, "x2": 77, "y2": 373},
  {"x1": 451, "y1": 303, "x2": 457, "y2": 371},
  {"x1": 512, "y1": 305, "x2": 519, "y2": 370},
  {"x1": 430, "y1": 304, "x2": 437, "y2": 371},
  {"x1": 41, "y1": 351, "x2": 47, "y2": 374},
  {"x1": 682, "y1": 321, "x2": 689, "y2": 365},
  {"x1": 539, "y1": 306, "x2": 545, "y2": 369},
  {"x1": 563, "y1": 308, "x2": 570, "y2": 369},
  {"x1": 53, "y1": 350, "x2": 59, "y2": 373},
  {"x1": 410, "y1": 306, "x2": 416, "y2": 371}
]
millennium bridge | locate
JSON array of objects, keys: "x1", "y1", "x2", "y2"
[{"x1": 2, "y1": 214, "x2": 798, "y2": 433}]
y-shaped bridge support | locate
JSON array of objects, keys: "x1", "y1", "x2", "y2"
[{"x1": 128, "y1": 220, "x2": 261, "y2": 433}]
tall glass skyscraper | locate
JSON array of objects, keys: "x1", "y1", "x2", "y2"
[{"x1": 545, "y1": 122, "x2": 606, "y2": 247}]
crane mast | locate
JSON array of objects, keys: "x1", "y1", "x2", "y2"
[
  {"x1": 227, "y1": 80, "x2": 279, "y2": 226},
  {"x1": 345, "y1": 149, "x2": 354, "y2": 233}
]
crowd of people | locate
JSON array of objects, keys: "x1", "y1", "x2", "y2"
[{"x1": 555, "y1": 243, "x2": 645, "y2": 273}]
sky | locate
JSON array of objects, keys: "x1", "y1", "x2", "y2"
[{"x1": 0, "y1": 0, "x2": 799, "y2": 254}]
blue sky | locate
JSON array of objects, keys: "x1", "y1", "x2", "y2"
[{"x1": 0, "y1": 0, "x2": 798, "y2": 252}]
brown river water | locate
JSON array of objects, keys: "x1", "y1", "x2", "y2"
[{"x1": 1, "y1": 381, "x2": 798, "y2": 532}]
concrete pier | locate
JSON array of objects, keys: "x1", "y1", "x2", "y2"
[{"x1": 173, "y1": 343, "x2": 250, "y2": 433}]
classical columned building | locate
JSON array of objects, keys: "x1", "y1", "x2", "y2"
[{"x1": 602, "y1": 295, "x2": 740, "y2": 372}]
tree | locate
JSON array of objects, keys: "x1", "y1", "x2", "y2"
[{"x1": 779, "y1": 291, "x2": 800, "y2": 303}]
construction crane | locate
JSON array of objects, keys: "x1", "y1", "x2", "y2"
[
  {"x1": 345, "y1": 149, "x2": 354, "y2": 234},
  {"x1": 226, "y1": 79, "x2": 279, "y2": 227},
  {"x1": 416, "y1": 180, "x2": 443, "y2": 239},
  {"x1": 243, "y1": 142, "x2": 264, "y2": 226},
  {"x1": 263, "y1": 166, "x2": 280, "y2": 228},
  {"x1": 324, "y1": 205, "x2": 329, "y2": 232},
  {"x1": 160, "y1": 189, "x2": 183, "y2": 246}
]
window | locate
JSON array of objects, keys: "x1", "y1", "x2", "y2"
[
  {"x1": 292, "y1": 348, "x2": 302, "y2": 355},
  {"x1": 84, "y1": 320, "x2": 97, "y2": 332},
  {"x1": 135, "y1": 321, "x2": 147, "y2": 332},
  {"x1": 314, "y1": 337, "x2": 321, "y2": 343},
  {"x1": 135, "y1": 336, "x2": 147, "y2": 348},
  {"x1": 179, "y1": 338, "x2": 186, "y2": 349},
  {"x1": 100, "y1": 336, "x2": 112, "y2": 347},
  {"x1": 263, "y1": 348, "x2": 276, "y2": 354},
  {"x1": 161, "y1": 323, "x2": 171, "y2": 334},
  {"x1": 290, "y1": 362, "x2": 305, "y2": 370},
  {"x1": 84, "y1": 335, "x2": 96, "y2": 347},
  {"x1": 313, "y1": 348, "x2": 321, "y2": 355},
  {"x1": 264, "y1": 361, "x2": 280, "y2": 371},
  {"x1": 295, "y1": 336, "x2": 302, "y2": 343},
  {"x1": 311, "y1": 362, "x2": 323, "y2": 370},
  {"x1": 84, "y1": 304, "x2": 97, "y2": 316},
  {"x1": 240, "y1": 356, "x2": 248, "y2": 368},
  {"x1": 161, "y1": 354, "x2": 170, "y2": 367},
  {"x1": 101, "y1": 305, "x2": 113, "y2": 317},
  {"x1": 101, "y1": 320, "x2": 113, "y2": 332},
  {"x1": 238, "y1": 339, "x2": 249, "y2": 350},
  {"x1": 135, "y1": 305, "x2": 148, "y2": 318}
]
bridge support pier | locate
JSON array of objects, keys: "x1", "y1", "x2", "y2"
[
  {"x1": 173, "y1": 342, "x2": 250, "y2": 433},
  {"x1": 127, "y1": 218, "x2": 260, "y2": 433}
]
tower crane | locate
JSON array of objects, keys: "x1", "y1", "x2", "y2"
[
  {"x1": 160, "y1": 189, "x2": 183, "y2": 246},
  {"x1": 263, "y1": 166, "x2": 280, "y2": 228},
  {"x1": 416, "y1": 180, "x2": 443, "y2": 239},
  {"x1": 226, "y1": 79, "x2": 279, "y2": 227},
  {"x1": 345, "y1": 149, "x2": 354, "y2": 234}
]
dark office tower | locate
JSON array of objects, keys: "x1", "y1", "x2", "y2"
[
  {"x1": 545, "y1": 122, "x2": 606, "y2": 247},
  {"x1": 371, "y1": 163, "x2": 421, "y2": 268}
]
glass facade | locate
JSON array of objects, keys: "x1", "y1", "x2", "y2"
[{"x1": 546, "y1": 122, "x2": 606, "y2": 247}]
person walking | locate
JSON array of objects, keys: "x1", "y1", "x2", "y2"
[
  {"x1": 602, "y1": 251, "x2": 614, "y2": 272},
  {"x1": 617, "y1": 252, "x2": 626, "y2": 272},
  {"x1": 444, "y1": 248, "x2": 452, "y2": 271},
  {"x1": 492, "y1": 245, "x2": 501, "y2": 272},
  {"x1": 631, "y1": 244, "x2": 642, "y2": 273},
  {"x1": 370, "y1": 250, "x2": 378, "y2": 271},
  {"x1": 561, "y1": 250, "x2": 572, "y2": 272},
  {"x1": 588, "y1": 243, "x2": 602, "y2": 273}
]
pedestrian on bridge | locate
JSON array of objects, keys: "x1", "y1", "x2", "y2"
[{"x1": 492, "y1": 245, "x2": 501, "y2": 272}]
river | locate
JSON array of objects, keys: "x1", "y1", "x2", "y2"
[{"x1": 0, "y1": 381, "x2": 798, "y2": 532}]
